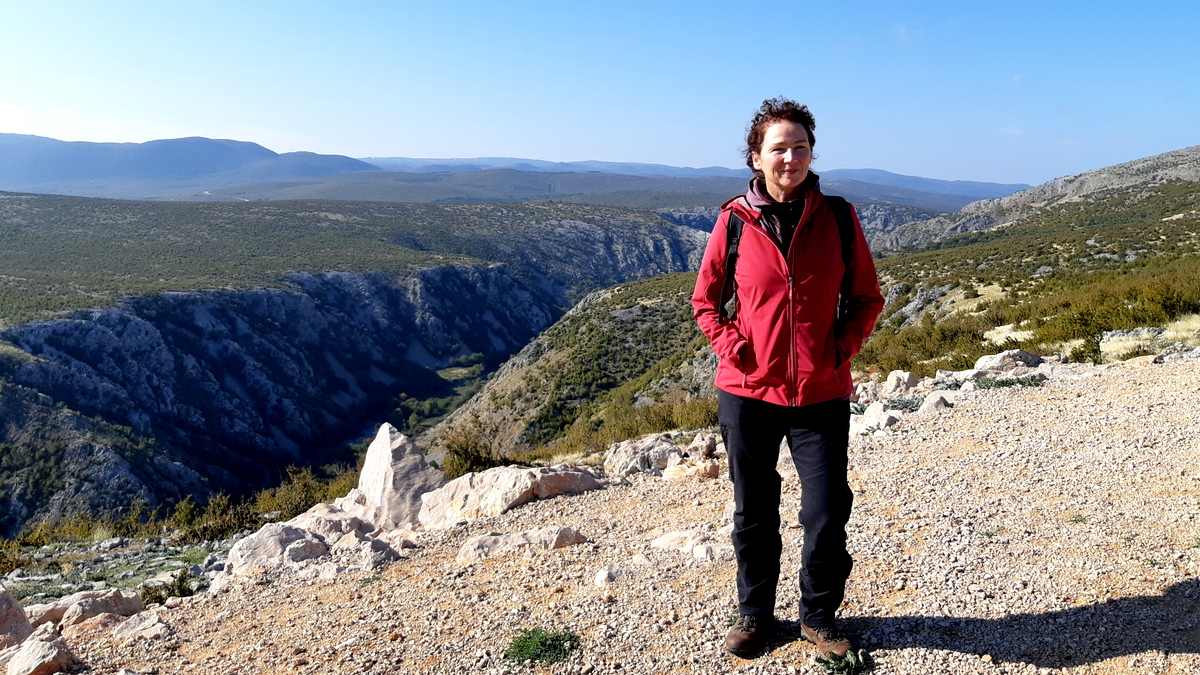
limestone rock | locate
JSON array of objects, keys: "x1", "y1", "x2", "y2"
[
  {"x1": 61, "y1": 612, "x2": 124, "y2": 641},
  {"x1": 918, "y1": 392, "x2": 955, "y2": 415},
  {"x1": 287, "y1": 502, "x2": 372, "y2": 542},
  {"x1": 457, "y1": 526, "x2": 586, "y2": 564},
  {"x1": 58, "y1": 590, "x2": 142, "y2": 627},
  {"x1": 4, "y1": 637, "x2": 77, "y2": 675},
  {"x1": 110, "y1": 611, "x2": 172, "y2": 642},
  {"x1": 603, "y1": 433, "x2": 681, "y2": 478},
  {"x1": 883, "y1": 370, "x2": 918, "y2": 396},
  {"x1": 974, "y1": 349, "x2": 1043, "y2": 372},
  {"x1": 0, "y1": 585, "x2": 32, "y2": 649},
  {"x1": 227, "y1": 523, "x2": 329, "y2": 578},
  {"x1": 593, "y1": 564, "x2": 625, "y2": 586},
  {"x1": 24, "y1": 590, "x2": 112, "y2": 628},
  {"x1": 352, "y1": 423, "x2": 445, "y2": 530},
  {"x1": 650, "y1": 529, "x2": 732, "y2": 562},
  {"x1": 661, "y1": 455, "x2": 720, "y2": 481},
  {"x1": 685, "y1": 432, "x2": 721, "y2": 458},
  {"x1": 331, "y1": 531, "x2": 400, "y2": 571},
  {"x1": 418, "y1": 465, "x2": 602, "y2": 530}
]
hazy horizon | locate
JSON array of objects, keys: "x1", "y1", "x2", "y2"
[{"x1": 3, "y1": 2, "x2": 1198, "y2": 184}]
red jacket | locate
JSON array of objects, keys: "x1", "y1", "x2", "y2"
[{"x1": 691, "y1": 176, "x2": 884, "y2": 407}]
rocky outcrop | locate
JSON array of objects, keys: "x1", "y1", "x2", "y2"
[
  {"x1": 417, "y1": 465, "x2": 603, "y2": 530},
  {"x1": 603, "y1": 434, "x2": 681, "y2": 479},
  {"x1": 0, "y1": 586, "x2": 31, "y2": 649},
  {"x1": 351, "y1": 424, "x2": 443, "y2": 530},
  {"x1": 225, "y1": 524, "x2": 329, "y2": 579},
  {"x1": 0, "y1": 266, "x2": 557, "y2": 536}
]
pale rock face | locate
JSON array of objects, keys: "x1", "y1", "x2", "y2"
[
  {"x1": 331, "y1": 530, "x2": 400, "y2": 571},
  {"x1": 661, "y1": 455, "x2": 720, "y2": 481},
  {"x1": 23, "y1": 589, "x2": 119, "y2": 628},
  {"x1": 58, "y1": 590, "x2": 142, "y2": 627},
  {"x1": 854, "y1": 380, "x2": 881, "y2": 405},
  {"x1": 856, "y1": 401, "x2": 901, "y2": 434},
  {"x1": 60, "y1": 612, "x2": 124, "y2": 641},
  {"x1": 685, "y1": 432, "x2": 721, "y2": 458},
  {"x1": 287, "y1": 502, "x2": 373, "y2": 542},
  {"x1": 227, "y1": 523, "x2": 329, "y2": 578},
  {"x1": 650, "y1": 529, "x2": 733, "y2": 562},
  {"x1": 3, "y1": 637, "x2": 78, "y2": 675},
  {"x1": 960, "y1": 381, "x2": 978, "y2": 393},
  {"x1": 110, "y1": 611, "x2": 172, "y2": 642},
  {"x1": 918, "y1": 392, "x2": 955, "y2": 415},
  {"x1": 456, "y1": 526, "x2": 586, "y2": 564},
  {"x1": 974, "y1": 349, "x2": 1043, "y2": 372},
  {"x1": 883, "y1": 370, "x2": 918, "y2": 396},
  {"x1": 0, "y1": 585, "x2": 32, "y2": 649},
  {"x1": 354, "y1": 423, "x2": 445, "y2": 530},
  {"x1": 603, "y1": 433, "x2": 681, "y2": 478},
  {"x1": 417, "y1": 465, "x2": 602, "y2": 530}
]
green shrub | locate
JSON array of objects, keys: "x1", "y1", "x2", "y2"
[
  {"x1": 0, "y1": 539, "x2": 26, "y2": 575},
  {"x1": 440, "y1": 420, "x2": 509, "y2": 479},
  {"x1": 503, "y1": 628, "x2": 580, "y2": 664},
  {"x1": 976, "y1": 374, "x2": 1046, "y2": 389},
  {"x1": 253, "y1": 466, "x2": 327, "y2": 521},
  {"x1": 139, "y1": 569, "x2": 196, "y2": 607}
]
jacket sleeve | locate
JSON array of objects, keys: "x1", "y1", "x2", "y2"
[
  {"x1": 691, "y1": 210, "x2": 749, "y2": 364},
  {"x1": 837, "y1": 204, "x2": 885, "y2": 362}
]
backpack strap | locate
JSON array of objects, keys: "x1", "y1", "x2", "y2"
[
  {"x1": 718, "y1": 210, "x2": 745, "y2": 323},
  {"x1": 826, "y1": 196, "x2": 856, "y2": 322}
]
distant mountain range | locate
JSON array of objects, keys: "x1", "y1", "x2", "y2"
[{"x1": 0, "y1": 134, "x2": 1028, "y2": 213}]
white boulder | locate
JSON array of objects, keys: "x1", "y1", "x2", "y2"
[
  {"x1": 287, "y1": 502, "x2": 373, "y2": 542},
  {"x1": 661, "y1": 455, "x2": 720, "y2": 481},
  {"x1": 110, "y1": 611, "x2": 172, "y2": 642},
  {"x1": 58, "y1": 590, "x2": 142, "y2": 627},
  {"x1": 918, "y1": 392, "x2": 954, "y2": 415},
  {"x1": 974, "y1": 349, "x2": 1043, "y2": 372},
  {"x1": 0, "y1": 585, "x2": 32, "y2": 649},
  {"x1": 227, "y1": 523, "x2": 329, "y2": 578},
  {"x1": 603, "y1": 433, "x2": 681, "y2": 478},
  {"x1": 456, "y1": 526, "x2": 586, "y2": 564},
  {"x1": 330, "y1": 531, "x2": 400, "y2": 570},
  {"x1": 3, "y1": 637, "x2": 77, "y2": 675},
  {"x1": 882, "y1": 370, "x2": 918, "y2": 396},
  {"x1": 352, "y1": 423, "x2": 445, "y2": 530},
  {"x1": 417, "y1": 465, "x2": 602, "y2": 530}
]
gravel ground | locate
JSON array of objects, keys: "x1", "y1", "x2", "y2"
[{"x1": 72, "y1": 358, "x2": 1200, "y2": 674}]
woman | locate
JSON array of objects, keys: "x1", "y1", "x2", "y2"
[{"x1": 691, "y1": 97, "x2": 884, "y2": 659}]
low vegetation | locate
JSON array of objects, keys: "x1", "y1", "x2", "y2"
[{"x1": 503, "y1": 628, "x2": 581, "y2": 664}]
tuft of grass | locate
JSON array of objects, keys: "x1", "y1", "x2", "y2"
[
  {"x1": 816, "y1": 648, "x2": 873, "y2": 673},
  {"x1": 503, "y1": 628, "x2": 580, "y2": 664},
  {"x1": 1068, "y1": 514, "x2": 1088, "y2": 525},
  {"x1": 977, "y1": 374, "x2": 1047, "y2": 389}
]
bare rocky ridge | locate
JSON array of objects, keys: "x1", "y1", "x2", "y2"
[
  {"x1": 43, "y1": 355, "x2": 1200, "y2": 674},
  {"x1": 873, "y1": 145, "x2": 1200, "y2": 251}
]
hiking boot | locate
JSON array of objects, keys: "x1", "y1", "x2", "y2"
[
  {"x1": 801, "y1": 622, "x2": 851, "y2": 658},
  {"x1": 724, "y1": 614, "x2": 774, "y2": 658}
]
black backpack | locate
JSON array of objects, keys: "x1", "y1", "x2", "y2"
[{"x1": 718, "y1": 196, "x2": 856, "y2": 324}]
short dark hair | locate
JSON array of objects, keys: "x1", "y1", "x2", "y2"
[{"x1": 744, "y1": 97, "x2": 816, "y2": 173}]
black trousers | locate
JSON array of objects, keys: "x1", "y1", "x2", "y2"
[{"x1": 718, "y1": 390, "x2": 854, "y2": 627}]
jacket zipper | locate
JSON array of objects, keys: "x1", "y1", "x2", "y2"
[{"x1": 737, "y1": 200, "x2": 814, "y2": 407}]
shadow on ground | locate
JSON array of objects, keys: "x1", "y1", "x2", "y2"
[{"x1": 766, "y1": 578, "x2": 1200, "y2": 668}]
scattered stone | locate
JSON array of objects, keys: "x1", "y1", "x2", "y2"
[
  {"x1": 918, "y1": 391, "x2": 954, "y2": 415},
  {"x1": 59, "y1": 590, "x2": 142, "y2": 627},
  {"x1": 603, "y1": 433, "x2": 682, "y2": 478},
  {"x1": 110, "y1": 611, "x2": 172, "y2": 642},
  {"x1": 882, "y1": 370, "x2": 918, "y2": 396},
  {"x1": 661, "y1": 454, "x2": 720, "y2": 481},
  {"x1": 456, "y1": 526, "x2": 586, "y2": 564}
]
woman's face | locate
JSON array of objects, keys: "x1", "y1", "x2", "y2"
[{"x1": 752, "y1": 120, "x2": 812, "y2": 201}]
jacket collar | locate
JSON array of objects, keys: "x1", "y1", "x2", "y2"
[{"x1": 744, "y1": 171, "x2": 821, "y2": 209}]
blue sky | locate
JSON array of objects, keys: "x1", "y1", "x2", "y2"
[{"x1": 2, "y1": 1, "x2": 1197, "y2": 183}]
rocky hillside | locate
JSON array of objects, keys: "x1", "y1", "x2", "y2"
[
  {"x1": 0, "y1": 195, "x2": 708, "y2": 536},
  {"x1": 5, "y1": 351, "x2": 1196, "y2": 673},
  {"x1": 873, "y1": 145, "x2": 1200, "y2": 252}
]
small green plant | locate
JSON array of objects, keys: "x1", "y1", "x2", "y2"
[
  {"x1": 1069, "y1": 514, "x2": 1088, "y2": 524},
  {"x1": 816, "y1": 648, "x2": 873, "y2": 673},
  {"x1": 977, "y1": 374, "x2": 1047, "y2": 389},
  {"x1": 503, "y1": 628, "x2": 580, "y2": 664},
  {"x1": 884, "y1": 396, "x2": 923, "y2": 413},
  {"x1": 140, "y1": 568, "x2": 197, "y2": 606},
  {"x1": 439, "y1": 419, "x2": 509, "y2": 479}
]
